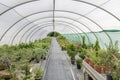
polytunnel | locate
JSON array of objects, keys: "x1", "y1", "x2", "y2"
[{"x1": 0, "y1": 0, "x2": 120, "y2": 80}]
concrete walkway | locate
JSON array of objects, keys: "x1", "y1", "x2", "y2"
[{"x1": 43, "y1": 38, "x2": 75, "y2": 80}]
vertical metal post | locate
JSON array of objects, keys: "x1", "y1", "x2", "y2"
[
  {"x1": 53, "y1": 0, "x2": 55, "y2": 37},
  {"x1": 53, "y1": 0, "x2": 55, "y2": 31}
]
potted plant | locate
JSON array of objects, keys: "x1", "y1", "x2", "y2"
[
  {"x1": 81, "y1": 36, "x2": 87, "y2": 49},
  {"x1": 105, "y1": 41, "x2": 120, "y2": 79},
  {"x1": 94, "y1": 40, "x2": 100, "y2": 57},
  {"x1": 32, "y1": 67, "x2": 44, "y2": 80},
  {"x1": 76, "y1": 59, "x2": 82, "y2": 69},
  {"x1": 39, "y1": 49, "x2": 47, "y2": 60},
  {"x1": 79, "y1": 48, "x2": 86, "y2": 60},
  {"x1": 20, "y1": 63, "x2": 31, "y2": 79},
  {"x1": 71, "y1": 55, "x2": 76, "y2": 64},
  {"x1": 67, "y1": 44, "x2": 77, "y2": 64}
]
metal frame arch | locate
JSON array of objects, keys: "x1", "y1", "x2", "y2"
[
  {"x1": 17, "y1": 21, "x2": 90, "y2": 45},
  {"x1": 29, "y1": 26, "x2": 78, "y2": 43},
  {"x1": 1, "y1": 0, "x2": 119, "y2": 22},
  {"x1": 73, "y1": 0, "x2": 120, "y2": 22},
  {"x1": 9, "y1": 19, "x2": 51, "y2": 44},
  {"x1": 0, "y1": 10, "x2": 105, "y2": 42},
  {"x1": 18, "y1": 23, "x2": 81, "y2": 44},
  {"x1": 29, "y1": 20, "x2": 104, "y2": 44},
  {"x1": 27, "y1": 20, "x2": 95, "y2": 43},
  {"x1": 0, "y1": 0, "x2": 40, "y2": 15},
  {"x1": 23, "y1": 21, "x2": 91, "y2": 44},
  {"x1": 56, "y1": 10, "x2": 112, "y2": 43},
  {"x1": 12, "y1": 20, "x2": 93, "y2": 45},
  {"x1": 29, "y1": 30, "x2": 47, "y2": 42},
  {"x1": 24, "y1": 23, "x2": 82, "y2": 44},
  {"x1": 0, "y1": 0, "x2": 118, "y2": 44},
  {"x1": 37, "y1": 31, "x2": 48, "y2": 41},
  {"x1": 28, "y1": 24, "x2": 81, "y2": 43},
  {"x1": 29, "y1": 27, "x2": 77, "y2": 43},
  {"x1": 0, "y1": 10, "x2": 112, "y2": 45},
  {"x1": 10, "y1": 16, "x2": 98, "y2": 45}
]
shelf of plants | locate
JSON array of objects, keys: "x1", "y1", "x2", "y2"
[
  {"x1": 0, "y1": 37, "x2": 51, "y2": 80},
  {"x1": 57, "y1": 35, "x2": 120, "y2": 80}
]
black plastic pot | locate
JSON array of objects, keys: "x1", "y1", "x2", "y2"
[
  {"x1": 71, "y1": 60, "x2": 75, "y2": 65},
  {"x1": 77, "y1": 64, "x2": 81, "y2": 69},
  {"x1": 43, "y1": 57, "x2": 46, "y2": 60},
  {"x1": 80, "y1": 56, "x2": 85, "y2": 60},
  {"x1": 88, "y1": 75, "x2": 93, "y2": 80},
  {"x1": 106, "y1": 74, "x2": 113, "y2": 80}
]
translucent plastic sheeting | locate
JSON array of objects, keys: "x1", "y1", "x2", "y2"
[{"x1": 0, "y1": 0, "x2": 120, "y2": 48}]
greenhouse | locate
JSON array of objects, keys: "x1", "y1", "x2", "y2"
[{"x1": 0, "y1": 0, "x2": 120, "y2": 80}]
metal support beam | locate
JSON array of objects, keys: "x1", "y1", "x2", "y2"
[{"x1": 53, "y1": 0, "x2": 55, "y2": 31}]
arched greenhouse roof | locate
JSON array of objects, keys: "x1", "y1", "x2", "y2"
[{"x1": 0, "y1": 0, "x2": 120, "y2": 48}]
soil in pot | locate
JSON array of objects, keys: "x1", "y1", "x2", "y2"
[
  {"x1": 89, "y1": 62, "x2": 94, "y2": 68},
  {"x1": 85, "y1": 58, "x2": 91, "y2": 64},
  {"x1": 94, "y1": 64, "x2": 102, "y2": 73}
]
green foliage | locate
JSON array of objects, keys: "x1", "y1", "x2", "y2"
[
  {"x1": 105, "y1": 40, "x2": 119, "y2": 54},
  {"x1": 0, "y1": 37, "x2": 51, "y2": 80},
  {"x1": 32, "y1": 67, "x2": 44, "y2": 79},
  {"x1": 79, "y1": 48, "x2": 87, "y2": 59},
  {"x1": 94, "y1": 40, "x2": 100, "y2": 57},
  {"x1": 94, "y1": 40, "x2": 100, "y2": 51},
  {"x1": 57, "y1": 35, "x2": 66, "y2": 40},
  {"x1": 47, "y1": 31, "x2": 61, "y2": 37},
  {"x1": 76, "y1": 59, "x2": 82, "y2": 66},
  {"x1": 57, "y1": 35, "x2": 68, "y2": 50},
  {"x1": 67, "y1": 44, "x2": 77, "y2": 59},
  {"x1": 21, "y1": 63, "x2": 30, "y2": 77},
  {"x1": 81, "y1": 36, "x2": 87, "y2": 49}
]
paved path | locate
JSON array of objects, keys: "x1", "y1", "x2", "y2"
[{"x1": 43, "y1": 38, "x2": 75, "y2": 80}]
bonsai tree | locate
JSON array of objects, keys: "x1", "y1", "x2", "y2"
[{"x1": 76, "y1": 59, "x2": 82, "y2": 69}]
